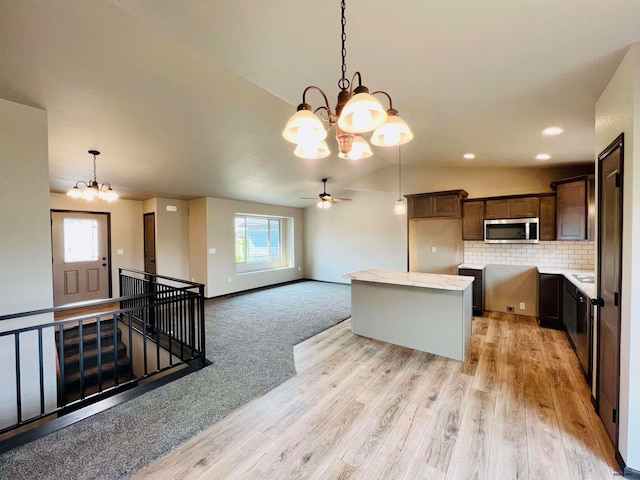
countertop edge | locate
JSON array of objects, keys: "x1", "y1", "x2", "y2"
[{"x1": 344, "y1": 269, "x2": 473, "y2": 291}]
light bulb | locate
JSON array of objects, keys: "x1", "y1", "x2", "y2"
[
  {"x1": 82, "y1": 187, "x2": 98, "y2": 200},
  {"x1": 383, "y1": 129, "x2": 401, "y2": 146},
  {"x1": 100, "y1": 188, "x2": 119, "y2": 201},
  {"x1": 338, "y1": 135, "x2": 372, "y2": 160},
  {"x1": 67, "y1": 187, "x2": 82, "y2": 198},
  {"x1": 295, "y1": 140, "x2": 330, "y2": 159},
  {"x1": 351, "y1": 109, "x2": 373, "y2": 131},
  {"x1": 394, "y1": 200, "x2": 407, "y2": 215}
]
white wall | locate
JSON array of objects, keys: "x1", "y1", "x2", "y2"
[
  {"x1": 143, "y1": 198, "x2": 190, "y2": 280},
  {"x1": 50, "y1": 193, "x2": 144, "y2": 296},
  {"x1": 0, "y1": 99, "x2": 56, "y2": 428},
  {"x1": 595, "y1": 43, "x2": 640, "y2": 470},
  {"x1": 305, "y1": 190, "x2": 408, "y2": 283},
  {"x1": 189, "y1": 197, "x2": 304, "y2": 297}
]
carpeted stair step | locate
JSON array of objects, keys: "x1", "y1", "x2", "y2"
[
  {"x1": 58, "y1": 323, "x2": 120, "y2": 355},
  {"x1": 62, "y1": 356, "x2": 133, "y2": 394},
  {"x1": 56, "y1": 322, "x2": 134, "y2": 403},
  {"x1": 61, "y1": 341, "x2": 128, "y2": 376}
]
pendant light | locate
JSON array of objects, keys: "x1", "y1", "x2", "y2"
[
  {"x1": 282, "y1": 0, "x2": 413, "y2": 160},
  {"x1": 394, "y1": 145, "x2": 406, "y2": 215}
]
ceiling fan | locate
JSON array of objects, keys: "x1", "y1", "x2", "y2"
[{"x1": 301, "y1": 178, "x2": 352, "y2": 209}]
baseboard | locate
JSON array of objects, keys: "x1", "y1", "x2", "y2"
[
  {"x1": 207, "y1": 278, "x2": 308, "y2": 299},
  {"x1": 206, "y1": 278, "x2": 350, "y2": 300}
]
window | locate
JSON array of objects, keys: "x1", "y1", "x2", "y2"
[
  {"x1": 63, "y1": 218, "x2": 99, "y2": 263},
  {"x1": 235, "y1": 215, "x2": 291, "y2": 272}
]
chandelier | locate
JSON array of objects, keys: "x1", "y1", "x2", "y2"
[
  {"x1": 66, "y1": 150, "x2": 118, "y2": 201},
  {"x1": 282, "y1": 0, "x2": 413, "y2": 160}
]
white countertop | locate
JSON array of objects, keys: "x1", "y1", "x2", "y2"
[
  {"x1": 343, "y1": 269, "x2": 474, "y2": 291},
  {"x1": 456, "y1": 263, "x2": 596, "y2": 298},
  {"x1": 538, "y1": 267, "x2": 596, "y2": 299},
  {"x1": 458, "y1": 263, "x2": 487, "y2": 270}
]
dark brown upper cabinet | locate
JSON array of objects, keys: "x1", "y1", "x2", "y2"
[
  {"x1": 551, "y1": 175, "x2": 595, "y2": 241},
  {"x1": 484, "y1": 199, "x2": 510, "y2": 219},
  {"x1": 510, "y1": 196, "x2": 540, "y2": 218},
  {"x1": 462, "y1": 201, "x2": 485, "y2": 240},
  {"x1": 539, "y1": 194, "x2": 557, "y2": 241},
  {"x1": 485, "y1": 196, "x2": 539, "y2": 219},
  {"x1": 406, "y1": 190, "x2": 468, "y2": 220}
]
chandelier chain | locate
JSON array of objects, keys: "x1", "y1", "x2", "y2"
[
  {"x1": 92, "y1": 153, "x2": 97, "y2": 183},
  {"x1": 338, "y1": 0, "x2": 349, "y2": 91}
]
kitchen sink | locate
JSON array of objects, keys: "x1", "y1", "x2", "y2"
[{"x1": 572, "y1": 274, "x2": 595, "y2": 284}]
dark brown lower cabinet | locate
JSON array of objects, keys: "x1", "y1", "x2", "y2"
[
  {"x1": 538, "y1": 273, "x2": 563, "y2": 328},
  {"x1": 563, "y1": 278, "x2": 593, "y2": 383},
  {"x1": 539, "y1": 273, "x2": 592, "y2": 383},
  {"x1": 458, "y1": 268, "x2": 484, "y2": 316}
]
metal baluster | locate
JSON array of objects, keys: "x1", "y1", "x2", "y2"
[
  {"x1": 15, "y1": 333, "x2": 22, "y2": 424},
  {"x1": 96, "y1": 318, "x2": 102, "y2": 392},
  {"x1": 78, "y1": 321, "x2": 85, "y2": 399},
  {"x1": 38, "y1": 328, "x2": 45, "y2": 415}
]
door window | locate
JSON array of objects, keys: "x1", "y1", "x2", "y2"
[{"x1": 63, "y1": 218, "x2": 100, "y2": 263}]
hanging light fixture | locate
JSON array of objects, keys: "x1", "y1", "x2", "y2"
[
  {"x1": 394, "y1": 145, "x2": 406, "y2": 215},
  {"x1": 282, "y1": 0, "x2": 413, "y2": 160},
  {"x1": 66, "y1": 150, "x2": 118, "y2": 201}
]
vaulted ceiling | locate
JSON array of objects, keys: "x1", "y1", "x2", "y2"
[{"x1": 2, "y1": 0, "x2": 640, "y2": 206}]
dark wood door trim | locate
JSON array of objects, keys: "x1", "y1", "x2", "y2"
[
  {"x1": 144, "y1": 212, "x2": 157, "y2": 275},
  {"x1": 596, "y1": 133, "x2": 624, "y2": 453}
]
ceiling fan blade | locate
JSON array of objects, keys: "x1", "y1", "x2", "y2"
[
  {"x1": 299, "y1": 197, "x2": 318, "y2": 200},
  {"x1": 333, "y1": 198, "x2": 352, "y2": 202}
]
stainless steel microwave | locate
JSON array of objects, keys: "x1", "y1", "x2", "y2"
[{"x1": 484, "y1": 218, "x2": 539, "y2": 243}]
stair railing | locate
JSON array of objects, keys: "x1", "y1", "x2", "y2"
[{"x1": 0, "y1": 271, "x2": 207, "y2": 437}]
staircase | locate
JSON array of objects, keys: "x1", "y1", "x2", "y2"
[{"x1": 56, "y1": 320, "x2": 134, "y2": 404}]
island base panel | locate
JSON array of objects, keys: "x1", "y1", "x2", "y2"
[{"x1": 350, "y1": 280, "x2": 472, "y2": 362}]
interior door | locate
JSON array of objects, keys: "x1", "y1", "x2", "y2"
[
  {"x1": 596, "y1": 134, "x2": 623, "y2": 447},
  {"x1": 51, "y1": 211, "x2": 111, "y2": 306},
  {"x1": 144, "y1": 212, "x2": 156, "y2": 274}
]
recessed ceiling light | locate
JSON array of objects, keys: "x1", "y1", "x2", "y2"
[
  {"x1": 536, "y1": 153, "x2": 551, "y2": 160},
  {"x1": 542, "y1": 126, "x2": 564, "y2": 136},
  {"x1": 463, "y1": 153, "x2": 475, "y2": 159}
]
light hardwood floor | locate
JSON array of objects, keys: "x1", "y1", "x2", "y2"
[{"x1": 133, "y1": 312, "x2": 619, "y2": 480}]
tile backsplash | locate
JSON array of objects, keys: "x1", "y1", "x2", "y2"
[{"x1": 463, "y1": 241, "x2": 595, "y2": 270}]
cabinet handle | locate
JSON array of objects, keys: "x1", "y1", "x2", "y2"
[{"x1": 591, "y1": 298, "x2": 604, "y2": 307}]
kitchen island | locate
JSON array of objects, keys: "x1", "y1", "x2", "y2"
[{"x1": 343, "y1": 269, "x2": 474, "y2": 361}]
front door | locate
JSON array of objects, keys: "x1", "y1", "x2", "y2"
[
  {"x1": 51, "y1": 211, "x2": 111, "y2": 306},
  {"x1": 596, "y1": 134, "x2": 623, "y2": 447}
]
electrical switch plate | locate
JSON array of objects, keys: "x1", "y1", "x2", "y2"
[
  {"x1": 431, "y1": 246, "x2": 437, "y2": 253},
  {"x1": 208, "y1": 248, "x2": 216, "y2": 254},
  {"x1": 116, "y1": 249, "x2": 124, "y2": 255},
  {"x1": 520, "y1": 302, "x2": 526, "y2": 310}
]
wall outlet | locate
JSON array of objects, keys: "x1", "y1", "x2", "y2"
[
  {"x1": 208, "y1": 247, "x2": 216, "y2": 254},
  {"x1": 298, "y1": 267, "x2": 301, "y2": 272},
  {"x1": 228, "y1": 277, "x2": 232, "y2": 283},
  {"x1": 507, "y1": 306, "x2": 515, "y2": 313},
  {"x1": 431, "y1": 246, "x2": 437, "y2": 253},
  {"x1": 520, "y1": 302, "x2": 526, "y2": 310}
]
